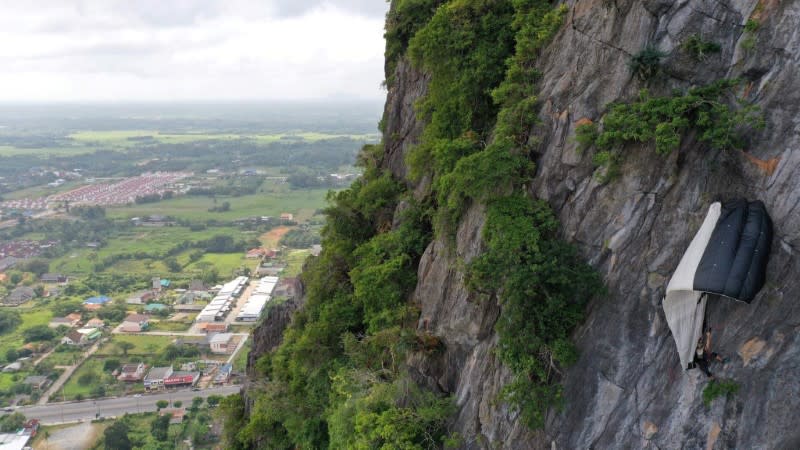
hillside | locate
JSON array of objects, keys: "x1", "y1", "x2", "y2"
[{"x1": 231, "y1": 1, "x2": 800, "y2": 449}]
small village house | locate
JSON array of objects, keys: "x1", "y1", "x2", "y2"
[
  {"x1": 144, "y1": 366, "x2": 174, "y2": 391},
  {"x1": 209, "y1": 333, "x2": 236, "y2": 354},
  {"x1": 86, "y1": 318, "x2": 105, "y2": 328},
  {"x1": 117, "y1": 362, "x2": 146, "y2": 382},
  {"x1": 121, "y1": 314, "x2": 150, "y2": 332},
  {"x1": 61, "y1": 330, "x2": 88, "y2": 346},
  {"x1": 40, "y1": 273, "x2": 69, "y2": 284}
]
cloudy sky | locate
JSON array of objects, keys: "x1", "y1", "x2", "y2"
[{"x1": 0, "y1": 0, "x2": 390, "y2": 102}]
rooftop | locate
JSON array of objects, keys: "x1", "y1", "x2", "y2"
[
  {"x1": 124, "y1": 314, "x2": 150, "y2": 323},
  {"x1": 145, "y1": 366, "x2": 173, "y2": 380}
]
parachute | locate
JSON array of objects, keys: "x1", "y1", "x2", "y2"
[{"x1": 663, "y1": 199, "x2": 772, "y2": 369}]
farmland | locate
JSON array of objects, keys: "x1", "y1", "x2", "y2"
[{"x1": 106, "y1": 188, "x2": 328, "y2": 222}]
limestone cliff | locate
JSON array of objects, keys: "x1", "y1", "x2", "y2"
[
  {"x1": 247, "y1": 1, "x2": 800, "y2": 448},
  {"x1": 386, "y1": 1, "x2": 800, "y2": 449}
]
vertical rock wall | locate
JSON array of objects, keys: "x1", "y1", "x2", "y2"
[{"x1": 391, "y1": 0, "x2": 800, "y2": 448}]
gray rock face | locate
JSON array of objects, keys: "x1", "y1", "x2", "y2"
[{"x1": 397, "y1": 0, "x2": 800, "y2": 448}]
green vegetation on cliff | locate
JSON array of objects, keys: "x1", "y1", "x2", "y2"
[
  {"x1": 577, "y1": 79, "x2": 764, "y2": 179},
  {"x1": 226, "y1": 0, "x2": 601, "y2": 446}
]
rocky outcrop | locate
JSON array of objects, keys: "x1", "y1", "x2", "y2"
[
  {"x1": 397, "y1": 0, "x2": 800, "y2": 448},
  {"x1": 245, "y1": 295, "x2": 303, "y2": 378},
  {"x1": 382, "y1": 58, "x2": 430, "y2": 182}
]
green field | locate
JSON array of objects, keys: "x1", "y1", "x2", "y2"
[
  {"x1": 148, "y1": 320, "x2": 191, "y2": 332},
  {"x1": 233, "y1": 339, "x2": 251, "y2": 373},
  {"x1": 49, "y1": 225, "x2": 248, "y2": 277},
  {"x1": 60, "y1": 357, "x2": 139, "y2": 400},
  {"x1": 96, "y1": 335, "x2": 174, "y2": 357},
  {"x1": 69, "y1": 130, "x2": 379, "y2": 146},
  {"x1": 0, "y1": 308, "x2": 54, "y2": 363},
  {"x1": 283, "y1": 249, "x2": 311, "y2": 277},
  {"x1": 106, "y1": 189, "x2": 327, "y2": 222},
  {"x1": 46, "y1": 347, "x2": 85, "y2": 366}
]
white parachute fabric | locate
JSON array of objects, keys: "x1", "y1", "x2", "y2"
[{"x1": 663, "y1": 202, "x2": 721, "y2": 369}]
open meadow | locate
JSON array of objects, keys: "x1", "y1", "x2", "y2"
[{"x1": 105, "y1": 189, "x2": 327, "y2": 222}]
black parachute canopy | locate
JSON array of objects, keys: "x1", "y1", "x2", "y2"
[
  {"x1": 663, "y1": 198, "x2": 772, "y2": 369},
  {"x1": 693, "y1": 199, "x2": 773, "y2": 302}
]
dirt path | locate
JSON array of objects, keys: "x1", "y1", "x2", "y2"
[
  {"x1": 39, "y1": 341, "x2": 102, "y2": 405},
  {"x1": 260, "y1": 226, "x2": 291, "y2": 248}
]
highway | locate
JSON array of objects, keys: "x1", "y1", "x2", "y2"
[{"x1": 3, "y1": 385, "x2": 241, "y2": 425}]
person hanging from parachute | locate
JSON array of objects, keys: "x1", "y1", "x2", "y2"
[
  {"x1": 690, "y1": 326, "x2": 727, "y2": 378},
  {"x1": 663, "y1": 198, "x2": 772, "y2": 373}
]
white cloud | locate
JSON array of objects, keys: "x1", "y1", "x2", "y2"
[{"x1": 0, "y1": 0, "x2": 390, "y2": 101}]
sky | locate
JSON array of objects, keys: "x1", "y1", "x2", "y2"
[{"x1": 0, "y1": 0, "x2": 390, "y2": 102}]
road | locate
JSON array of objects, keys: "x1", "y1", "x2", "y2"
[{"x1": 9, "y1": 385, "x2": 241, "y2": 425}]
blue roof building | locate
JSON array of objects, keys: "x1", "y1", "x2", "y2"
[{"x1": 84, "y1": 296, "x2": 111, "y2": 305}]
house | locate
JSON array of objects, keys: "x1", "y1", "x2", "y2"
[
  {"x1": 245, "y1": 248, "x2": 267, "y2": 259},
  {"x1": 4, "y1": 286, "x2": 35, "y2": 306},
  {"x1": 144, "y1": 303, "x2": 168, "y2": 313},
  {"x1": 213, "y1": 364, "x2": 232, "y2": 385},
  {"x1": 160, "y1": 279, "x2": 171, "y2": 289},
  {"x1": 197, "y1": 322, "x2": 228, "y2": 333},
  {"x1": 188, "y1": 279, "x2": 205, "y2": 292},
  {"x1": 209, "y1": 333, "x2": 236, "y2": 354},
  {"x1": 117, "y1": 362, "x2": 146, "y2": 382},
  {"x1": 83, "y1": 296, "x2": 111, "y2": 307},
  {"x1": 279, "y1": 212, "x2": 293, "y2": 221},
  {"x1": 144, "y1": 366, "x2": 174, "y2": 390},
  {"x1": 121, "y1": 314, "x2": 150, "y2": 332},
  {"x1": 256, "y1": 265, "x2": 285, "y2": 277},
  {"x1": 76, "y1": 328, "x2": 102, "y2": 341},
  {"x1": 23, "y1": 375, "x2": 50, "y2": 390},
  {"x1": 174, "y1": 304, "x2": 204, "y2": 312},
  {"x1": 173, "y1": 336, "x2": 210, "y2": 350},
  {"x1": 66, "y1": 312, "x2": 82, "y2": 323},
  {"x1": 86, "y1": 318, "x2": 105, "y2": 328},
  {"x1": 126, "y1": 290, "x2": 155, "y2": 305},
  {"x1": 23, "y1": 418, "x2": 40, "y2": 437},
  {"x1": 164, "y1": 371, "x2": 200, "y2": 388},
  {"x1": 62, "y1": 330, "x2": 88, "y2": 346},
  {"x1": 160, "y1": 408, "x2": 186, "y2": 424},
  {"x1": 41, "y1": 273, "x2": 68, "y2": 284},
  {"x1": 49, "y1": 317, "x2": 74, "y2": 328},
  {"x1": 48, "y1": 317, "x2": 79, "y2": 329},
  {"x1": 1, "y1": 362, "x2": 21, "y2": 372}
]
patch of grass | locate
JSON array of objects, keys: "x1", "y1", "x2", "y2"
[
  {"x1": 0, "y1": 372, "x2": 32, "y2": 391},
  {"x1": 232, "y1": 339, "x2": 251, "y2": 373},
  {"x1": 45, "y1": 347, "x2": 85, "y2": 366},
  {"x1": 96, "y1": 335, "x2": 174, "y2": 357},
  {"x1": 61, "y1": 358, "x2": 124, "y2": 401},
  {"x1": 0, "y1": 308, "x2": 54, "y2": 362},
  {"x1": 282, "y1": 249, "x2": 311, "y2": 277},
  {"x1": 148, "y1": 320, "x2": 191, "y2": 332},
  {"x1": 703, "y1": 379, "x2": 739, "y2": 406}
]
